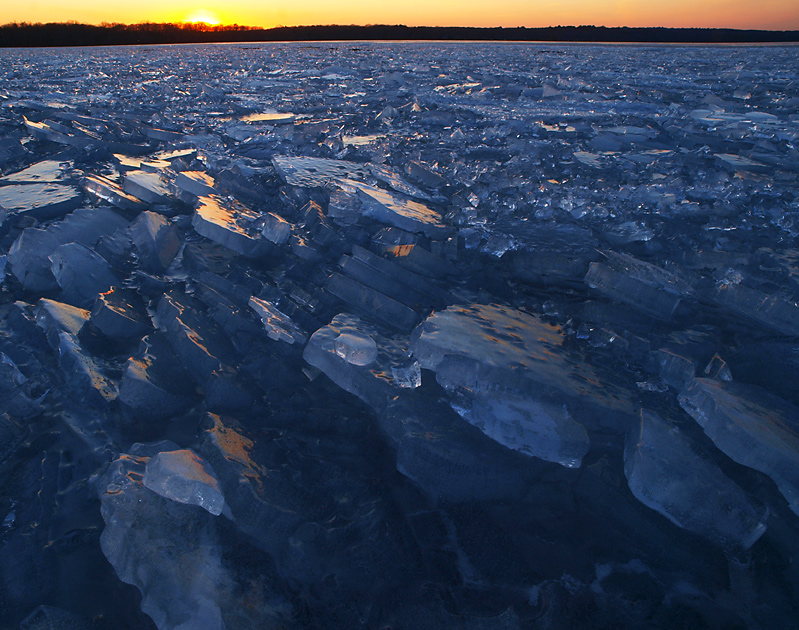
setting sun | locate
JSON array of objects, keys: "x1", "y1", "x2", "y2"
[{"x1": 183, "y1": 9, "x2": 221, "y2": 26}]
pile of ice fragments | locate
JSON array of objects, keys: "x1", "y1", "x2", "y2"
[{"x1": 1, "y1": 42, "x2": 799, "y2": 629}]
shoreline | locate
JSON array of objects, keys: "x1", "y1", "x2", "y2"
[{"x1": 2, "y1": 23, "x2": 799, "y2": 48}]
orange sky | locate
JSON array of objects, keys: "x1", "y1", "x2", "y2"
[{"x1": 3, "y1": 0, "x2": 799, "y2": 30}]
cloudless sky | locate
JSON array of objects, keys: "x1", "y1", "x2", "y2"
[{"x1": 3, "y1": 0, "x2": 799, "y2": 30}]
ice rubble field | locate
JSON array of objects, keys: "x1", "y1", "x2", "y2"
[{"x1": 0, "y1": 41, "x2": 799, "y2": 629}]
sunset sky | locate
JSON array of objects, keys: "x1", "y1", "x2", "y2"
[{"x1": 2, "y1": 0, "x2": 798, "y2": 30}]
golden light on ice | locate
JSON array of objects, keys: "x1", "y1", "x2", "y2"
[{"x1": 184, "y1": 9, "x2": 221, "y2": 25}]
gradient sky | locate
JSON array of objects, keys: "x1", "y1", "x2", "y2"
[{"x1": 3, "y1": 0, "x2": 799, "y2": 30}]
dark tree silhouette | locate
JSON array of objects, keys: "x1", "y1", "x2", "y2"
[{"x1": 1, "y1": 22, "x2": 798, "y2": 47}]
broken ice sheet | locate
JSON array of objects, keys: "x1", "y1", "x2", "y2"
[{"x1": 3, "y1": 40, "x2": 799, "y2": 630}]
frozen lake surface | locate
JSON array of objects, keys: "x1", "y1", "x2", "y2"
[{"x1": 1, "y1": 41, "x2": 799, "y2": 629}]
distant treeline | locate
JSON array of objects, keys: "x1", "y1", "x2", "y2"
[{"x1": 1, "y1": 22, "x2": 799, "y2": 47}]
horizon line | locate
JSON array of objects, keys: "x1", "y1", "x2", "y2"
[{"x1": 2, "y1": 21, "x2": 799, "y2": 33}]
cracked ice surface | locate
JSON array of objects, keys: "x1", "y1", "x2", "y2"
[{"x1": 1, "y1": 41, "x2": 799, "y2": 630}]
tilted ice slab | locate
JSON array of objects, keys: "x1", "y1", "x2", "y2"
[
  {"x1": 1, "y1": 159, "x2": 73, "y2": 184},
  {"x1": 143, "y1": 449, "x2": 225, "y2": 516},
  {"x1": 448, "y1": 393, "x2": 589, "y2": 468},
  {"x1": 131, "y1": 211, "x2": 182, "y2": 273},
  {"x1": 351, "y1": 181, "x2": 451, "y2": 239},
  {"x1": 0, "y1": 182, "x2": 83, "y2": 221},
  {"x1": 409, "y1": 304, "x2": 617, "y2": 468},
  {"x1": 411, "y1": 303, "x2": 627, "y2": 408},
  {"x1": 303, "y1": 313, "x2": 421, "y2": 412},
  {"x1": 123, "y1": 170, "x2": 173, "y2": 205},
  {"x1": 35, "y1": 298, "x2": 89, "y2": 339},
  {"x1": 625, "y1": 409, "x2": 767, "y2": 550},
  {"x1": 49, "y1": 242, "x2": 119, "y2": 308},
  {"x1": 239, "y1": 111, "x2": 295, "y2": 124},
  {"x1": 174, "y1": 170, "x2": 218, "y2": 198},
  {"x1": 714, "y1": 283, "x2": 799, "y2": 338},
  {"x1": 8, "y1": 206, "x2": 128, "y2": 292},
  {"x1": 98, "y1": 449, "x2": 228, "y2": 630},
  {"x1": 90, "y1": 286, "x2": 152, "y2": 340},
  {"x1": 585, "y1": 250, "x2": 691, "y2": 321},
  {"x1": 248, "y1": 297, "x2": 307, "y2": 345},
  {"x1": 81, "y1": 174, "x2": 148, "y2": 211},
  {"x1": 192, "y1": 196, "x2": 273, "y2": 259},
  {"x1": 680, "y1": 378, "x2": 799, "y2": 518},
  {"x1": 118, "y1": 333, "x2": 196, "y2": 424},
  {"x1": 56, "y1": 330, "x2": 118, "y2": 406},
  {"x1": 260, "y1": 212, "x2": 292, "y2": 245}
]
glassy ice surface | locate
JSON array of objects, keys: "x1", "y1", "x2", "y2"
[
  {"x1": 143, "y1": 448, "x2": 225, "y2": 516},
  {"x1": 1, "y1": 42, "x2": 799, "y2": 629}
]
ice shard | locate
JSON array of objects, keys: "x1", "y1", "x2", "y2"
[
  {"x1": 81, "y1": 174, "x2": 148, "y2": 211},
  {"x1": 143, "y1": 449, "x2": 225, "y2": 516},
  {"x1": 625, "y1": 409, "x2": 767, "y2": 549},
  {"x1": 122, "y1": 170, "x2": 172, "y2": 205},
  {"x1": 118, "y1": 333, "x2": 197, "y2": 424},
  {"x1": 98, "y1": 451, "x2": 229, "y2": 630},
  {"x1": 680, "y1": 378, "x2": 799, "y2": 518},
  {"x1": 49, "y1": 242, "x2": 119, "y2": 308},
  {"x1": 130, "y1": 211, "x2": 182, "y2": 273}
]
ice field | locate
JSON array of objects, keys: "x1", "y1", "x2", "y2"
[{"x1": 1, "y1": 41, "x2": 799, "y2": 628}]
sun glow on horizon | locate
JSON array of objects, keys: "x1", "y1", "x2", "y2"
[
  {"x1": 183, "y1": 9, "x2": 222, "y2": 26},
  {"x1": 1, "y1": 0, "x2": 798, "y2": 31}
]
